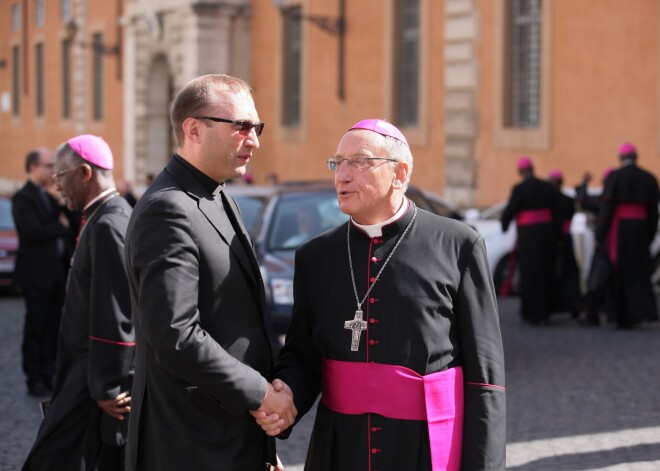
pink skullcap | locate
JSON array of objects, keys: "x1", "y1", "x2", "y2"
[
  {"x1": 67, "y1": 134, "x2": 114, "y2": 170},
  {"x1": 517, "y1": 156, "x2": 533, "y2": 169},
  {"x1": 618, "y1": 142, "x2": 636, "y2": 155},
  {"x1": 348, "y1": 119, "x2": 409, "y2": 147},
  {"x1": 548, "y1": 169, "x2": 563, "y2": 181}
]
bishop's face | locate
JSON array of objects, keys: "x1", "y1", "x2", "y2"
[{"x1": 333, "y1": 130, "x2": 405, "y2": 225}]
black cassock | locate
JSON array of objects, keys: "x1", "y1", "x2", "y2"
[
  {"x1": 501, "y1": 176, "x2": 560, "y2": 323},
  {"x1": 552, "y1": 193, "x2": 581, "y2": 314},
  {"x1": 276, "y1": 204, "x2": 506, "y2": 471},
  {"x1": 23, "y1": 194, "x2": 134, "y2": 471},
  {"x1": 596, "y1": 164, "x2": 659, "y2": 326}
]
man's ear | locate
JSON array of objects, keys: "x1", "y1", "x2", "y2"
[
  {"x1": 393, "y1": 160, "x2": 410, "y2": 189},
  {"x1": 80, "y1": 163, "x2": 94, "y2": 183},
  {"x1": 182, "y1": 117, "x2": 203, "y2": 144}
]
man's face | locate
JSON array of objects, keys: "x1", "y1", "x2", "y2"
[
  {"x1": 53, "y1": 155, "x2": 84, "y2": 211},
  {"x1": 333, "y1": 130, "x2": 403, "y2": 225},
  {"x1": 196, "y1": 89, "x2": 261, "y2": 183},
  {"x1": 31, "y1": 150, "x2": 55, "y2": 187}
]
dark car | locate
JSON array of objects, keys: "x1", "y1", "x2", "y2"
[
  {"x1": 227, "y1": 181, "x2": 460, "y2": 343},
  {"x1": 0, "y1": 197, "x2": 19, "y2": 293}
]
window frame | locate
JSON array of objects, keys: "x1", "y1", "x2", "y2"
[{"x1": 493, "y1": 0, "x2": 553, "y2": 150}]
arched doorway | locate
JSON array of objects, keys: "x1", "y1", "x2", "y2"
[{"x1": 145, "y1": 55, "x2": 173, "y2": 176}]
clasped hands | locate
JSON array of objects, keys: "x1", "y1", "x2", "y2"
[{"x1": 250, "y1": 379, "x2": 297, "y2": 437}]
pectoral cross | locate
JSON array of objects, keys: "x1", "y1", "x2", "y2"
[{"x1": 344, "y1": 309, "x2": 367, "y2": 352}]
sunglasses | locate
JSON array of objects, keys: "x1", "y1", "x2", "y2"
[{"x1": 194, "y1": 116, "x2": 265, "y2": 137}]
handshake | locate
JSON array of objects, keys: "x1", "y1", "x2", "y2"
[{"x1": 250, "y1": 379, "x2": 297, "y2": 437}]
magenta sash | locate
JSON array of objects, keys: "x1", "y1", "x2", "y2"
[
  {"x1": 562, "y1": 219, "x2": 571, "y2": 234},
  {"x1": 516, "y1": 208, "x2": 552, "y2": 226},
  {"x1": 608, "y1": 203, "x2": 647, "y2": 265},
  {"x1": 321, "y1": 359, "x2": 463, "y2": 471}
]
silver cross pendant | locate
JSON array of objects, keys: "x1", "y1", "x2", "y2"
[{"x1": 344, "y1": 309, "x2": 367, "y2": 352}]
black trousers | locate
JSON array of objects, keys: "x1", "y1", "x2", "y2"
[{"x1": 22, "y1": 280, "x2": 65, "y2": 388}]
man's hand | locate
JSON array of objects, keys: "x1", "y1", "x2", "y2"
[
  {"x1": 269, "y1": 454, "x2": 284, "y2": 471},
  {"x1": 97, "y1": 390, "x2": 131, "y2": 420},
  {"x1": 250, "y1": 379, "x2": 297, "y2": 436}
]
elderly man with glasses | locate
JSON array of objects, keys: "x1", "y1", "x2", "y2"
[
  {"x1": 12, "y1": 148, "x2": 76, "y2": 398},
  {"x1": 23, "y1": 134, "x2": 134, "y2": 471},
  {"x1": 253, "y1": 119, "x2": 506, "y2": 471}
]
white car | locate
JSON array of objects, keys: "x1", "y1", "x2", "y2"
[
  {"x1": 464, "y1": 191, "x2": 596, "y2": 296},
  {"x1": 466, "y1": 191, "x2": 660, "y2": 295}
]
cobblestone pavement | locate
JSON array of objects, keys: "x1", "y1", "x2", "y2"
[{"x1": 2, "y1": 294, "x2": 659, "y2": 470}]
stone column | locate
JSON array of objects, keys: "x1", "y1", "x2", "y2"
[{"x1": 443, "y1": 0, "x2": 478, "y2": 208}]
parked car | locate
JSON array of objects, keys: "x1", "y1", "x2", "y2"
[
  {"x1": 227, "y1": 181, "x2": 458, "y2": 341},
  {"x1": 466, "y1": 190, "x2": 660, "y2": 295},
  {"x1": 0, "y1": 197, "x2": 19, "y2": 293}
]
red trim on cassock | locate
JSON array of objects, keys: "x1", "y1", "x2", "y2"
[{"x1": 89, "y1": 336, "x2": 136, "y2": 347}]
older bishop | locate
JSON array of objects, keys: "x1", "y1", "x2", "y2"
[{"x1": 254, "y1": 119, "x2": 506, "y2": 470}]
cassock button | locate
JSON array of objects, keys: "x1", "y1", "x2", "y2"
[
  {"x1": 369, "y1": 318, "x2": 378, "y2": 324},
  {"x1": 370, "y1": 426, "x2": 381, "y2": 432},
  {"x1": 369, "y1": 277, "x2": 376, "y2": 283},
  {"x1": 371, "y1": 448, "x2": 381, "y2": 454},
  {"x1": 369, "y1": 339, "x2": 379, "y2": 346},
  {"x1": 371, "y1": 256, "x2": 379, "y2": 263},
  {"x1": 369, "y1": 297, "x2": 376, "y2": 304}
]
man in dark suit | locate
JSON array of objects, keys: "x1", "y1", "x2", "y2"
[
  {"x1": 124, "y1": 74, "x2": 294, "y2": 471},
  {"x1": 12, "y1": 148, "x2": 74, "y2": 396}
]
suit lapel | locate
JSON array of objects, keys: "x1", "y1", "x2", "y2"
[{"x1": 165, "y1": 159, "x2": 258, "y2": 287}]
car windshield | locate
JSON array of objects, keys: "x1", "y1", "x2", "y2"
[
  {"x1": 0, "y1": 200, "x2": 15, "y2": 231},
  {"x1": 233, "y1": 195, "x2": 266, "y2": 235},
  {"x1": 267, "y1": 192, "x2": 348, "y2": 250}
]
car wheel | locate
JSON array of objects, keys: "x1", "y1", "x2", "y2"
[{"x1": 494, "y1": 253, "x2": 520, "y2": 296}]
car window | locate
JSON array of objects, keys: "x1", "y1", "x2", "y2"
[
  {"x1": 0, "y1": 200, "x2": 15, "y2": 231},
  {"x1": 268, "y1": 192, "x2": 348, "y2": 250},
  {"x1": 233, "y1": 196, "x2": 266, "y2": 235}
]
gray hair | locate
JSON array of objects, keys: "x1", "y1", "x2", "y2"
[{"x1": 381, "y1": 136, "x2": 413, "y2": 190}]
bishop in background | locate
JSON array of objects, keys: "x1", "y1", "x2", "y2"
[{"x1": 253, "y1": 119, "x2": 506, "y2": 470}]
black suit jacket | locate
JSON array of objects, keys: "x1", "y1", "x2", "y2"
[
  {"x1": 12, "y1": 181, "x2": 72, "y2": 288},
  {"x1": 125, "y1": 158, "x2": 275, "y2": 470}
]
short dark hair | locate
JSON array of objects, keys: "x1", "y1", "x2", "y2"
[
  {"x1": 24, "y1": 150, "x2": 41, "y2": 173},
  {"x1": 170, "y1": 74, "x2": 253, "y2": 146}
]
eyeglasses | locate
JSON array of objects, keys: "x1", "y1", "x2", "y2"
[
  {"x1": 53, "y1": 166, "x2": 81, "y2": 180},
  {"x1": 327, "y1": 156, "x2": 398, "y2": 172},
  {"x1": 194, "y1": 116, "x2": 265, "y2": 137}
]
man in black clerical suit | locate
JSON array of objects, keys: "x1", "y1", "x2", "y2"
[
  {"x1": 12, "y1": 148, "x2": 74, "y2": 396},
  {"x1": 23, "y1": 134, "x2": 134, "y2": 470},
  {"x1": 253, "y1": 119, "x2": 506, "y2": 471},
  {"x1": 125, "y1": 74, "x2": 293, "y2": 471},
  {"x1": 501, "y1": 157, "x2": 560, "y2": 324},
  {"x1": 596, "y1": 143, "x2": 659, "y2": 328}
]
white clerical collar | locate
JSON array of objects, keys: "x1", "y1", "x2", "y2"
[
  {"x1": 351, "y1": 198, "x2": 410, "y2": 238},
  {"x1": 83, "y1": 187, "x2": 117, "y2": 212}
]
